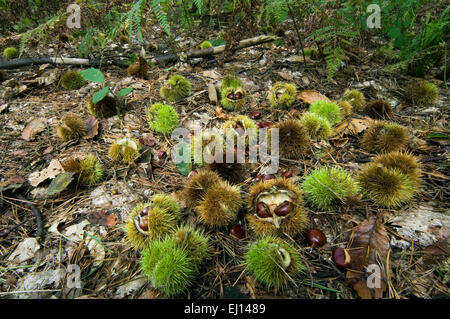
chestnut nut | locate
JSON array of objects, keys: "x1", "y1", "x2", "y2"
[
  {"x1": 256, "y1": 202, "x2": 271, "y2": 218},
  {"x1": 273, "y1": 200, "x2": 294, "y2": 216}
]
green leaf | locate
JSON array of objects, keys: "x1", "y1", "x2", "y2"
[
  {"x1": 46, "y1": 172, "x2": 75, "y2": 196},
  {"x1": 209, "y1": 39, "x2": 226, "y2": 47},
  {"x1": 93, "y1": 87, "x2": 110, "y2": 104},
  {"x1": 428, "y1": 133, "x2": 450, "y2": 139},
  {"x1": 117, "y1": 87, "x2": 133, "y2": 97},
  {"x1": 80, "y1": 68, "x2": 105, "y2": 83},
  {"x1": 175, "y1": 142, "x2": 192, "y2": 176}
]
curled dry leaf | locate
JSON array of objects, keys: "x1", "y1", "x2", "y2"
[
  {"x1": 88, "y1": 209, "x2": 119, "y2": 227},
  {"x1": 207, "y1": 82, "x2": 218, "y2": 104},
  {"x1": 297, "y1": 90, "x2": 330, "y2": 104},
  {"x1": 346, "y1": 213, "x2": 390, "y2": 299},
  {"x1": 215, "y1": 106, "x2": 232, "y2": 120},
  {"x1": 333, "y1": 117, "x2": 372, "y2": 136},
  {"x1": 84, "y1": 115, "x2": 99, "y2": 139},
  {"x1": 21, "y1": 117, "x2": 47, "y2": 141}
]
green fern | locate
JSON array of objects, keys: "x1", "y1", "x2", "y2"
[
  {"x1": 310, "y1": 24, "x2": 357, "y2": 81},
  {"x1": 18, "y1": 14, "x2": 60, "y2": 56},
  {"x1": 151, "y1": 0, "x2": 171, "y2": 35}
]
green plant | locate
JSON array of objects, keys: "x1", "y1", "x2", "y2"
[
  {"x1": 60, "y1": 70, "x2": 86, "y2": 90},
  {"x1": 147, "y1": 103, "x2": 179, "y2": 134},
  {"x1": 245, "y1": 236, "x2": 305, "y2": 290},
  {"x1": 301, "y1": 167, "x2": 359, "y2": 211},
  {"x1": 80, "y1": 68, "x2": 133, "y2": 118},
  {"x1": 3, "y1": 47, "x2": 19, "y2": 59},
  {"x1": 309, "y1": 100, "x2": 342, "y2": 126},
  {"x1": 160, "y1": 74, "x2": 192, "y2": 102},
  {"x1": 268, "y1": 82, "x2": 297, "y2": 109}
]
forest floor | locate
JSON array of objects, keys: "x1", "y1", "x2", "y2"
[{"x1": 0, "y1": 21, "x2": 449, "y2": 299}]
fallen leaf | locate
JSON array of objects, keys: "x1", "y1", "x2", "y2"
[
  {"x1": 28, "y1": 159, "x2": 64, "y2": 187},
  {"x1": 7, "y1": 237, "x2": 40, "y2": 264},
  {"x1": 297, "y1": 90, "x2": 330, "y2": 104},
  {"x1": 333, "y1": 117, "x2": 372, "y2": 136},
  {"x1": 88, "y1": 209, "x2": 119, "y2": 227},
  {"x1": 61, "y1": 220, "x2": 90, "y2": 242},
  {"x1": 202, "y1": 70, "x2": 222, "y2": 79},
  {"x1": 215, "y1": 106, "x2": 231, "y2": 120},
  {"x1": 207, "y1": 82, "x2": 217, "y2": 104},
  {"x1": 86, "y1": 235, "x2": 106, "y2": 267},
  {"x1": 84, "y1": 115, "x2": 99, "y2": 139},
  {"x1": 278, "y1": 71, "x2": 292, "y2": 81},
  {"x1": 0, "y1": 175, "x2": 25, "y2": 192},
  {"x1": 346, "y1": 213, "x2": 390, "y2": 299},
  {"x1": 46, "y1": 172, "x2": 75, "y2": 196},
  {"x1": 21, "y1": 117, "x2": 47, "y2": 141}
]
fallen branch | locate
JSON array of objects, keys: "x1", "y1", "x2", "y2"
[{"x1": 0, "y1": 35, "x2": 278, "y2": 70}]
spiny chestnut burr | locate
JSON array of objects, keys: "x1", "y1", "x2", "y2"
[
  {"x1": 332, "y1": 247, "x2": 351, "y2": 268},
  {"x1": 230, "y1": 224, "x2": 245, "y2": 239},
  {"x1": 247, "y1": 178, "x2": 309, "y2": 237},
  {"x1": 305, "y1": 229, "x2": 327, "y2": 248}
]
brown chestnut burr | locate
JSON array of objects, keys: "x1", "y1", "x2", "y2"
[
  {"x1": 305, "y1": 229, "x2": 327, "y2": 248},
  {"x1": 230, "y1": 224, "x2": 245, "y2": 239},
  {"x1": 256, "y1": 202, "x2": 271, "y2": 218},
  {"x1": 332, "y1": 247, "x2": 351, "y2": 268},
  {"x1": 274, "y1": 200, "x2": 294, "y2": 216}
]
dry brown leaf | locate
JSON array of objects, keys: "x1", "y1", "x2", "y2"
[
  {"x1": 278, "y1": 71, "x2": 292, "y2": 81},
  {"x1": 215, "y1": 106, "x2": 231, "y2": 120},
  {"x1": 207, "y1": 82, "x2": 218, "y2": 104},
  {"x1": 21, "y1": 117, "x2": 47, "y2": 141},
  {"x1": 297, "y1": 90, "x2": 330, "y2": 104},
  {"x1": 334, "y1": 117, "x2": 372, "y2": 136},
  {"x1": 84, "y1": 115, "x2": 99, "y2": 139},
  {"x1": 88, "y1": 209, "x2": 119, "y2": 227},
  {"x1": 346, "y1": 213, "x2": 390, "y2": 299},
  {"x1": 28, "y1": 159, "x2": 64, "y2": 187}
]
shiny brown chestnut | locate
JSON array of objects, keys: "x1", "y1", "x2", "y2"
[
  {"x1": 305, "y1": 229, "x2": 327, "y2": 248},
  {"x1": 230, "y1": 224, "x2": 245, "y2": 239},
  {"x1": 256, "y1": 202, "x2": 271, "y2": 218},
  {"x1": 281, "y1": 171, "x2": 293, "y2": 178},
  {"x1": 234, "y1": 92, "x2": 243, "y2": 100},
  {"x1": 251, "y1": 111, "x2": 261, "y2": 120},
  {"x1": 262, "y1": 174, "x2": 274, "y2": 181},
  {"x1": 273, "y1": 200, "x2": 294, "y2": 216},
  {"x1": 252, "y1": 175, "x2": 262, "y2": 183},
  {"x1": 332, "y1": 247, "x2": 351, "y2": 268}
]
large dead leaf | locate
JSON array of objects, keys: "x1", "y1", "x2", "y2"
[
  {"x1": 333, "y1": 117, "x2": 372, "y2": 136},
  {"x1": 84, "y1": 115, "x2": 99, "y2": 139},
  {"x1": 346, "y1": 213, "x2": 391, "y2": 299},
  {"x1": 297, "y1": 90, "x2": 330, "y2": 104},
  {"x1": 21, "y1": 117, "x2": 47, "y2": 141},
  {"x1": 207, "y1": 82, "x2": 217, "y2": 104},
  {"x1": 28, "y1": 159, "x2": 64, "y2": 187},
  {"x1": 88, "y1": 209, "x2": 119, "y2": 227}
]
